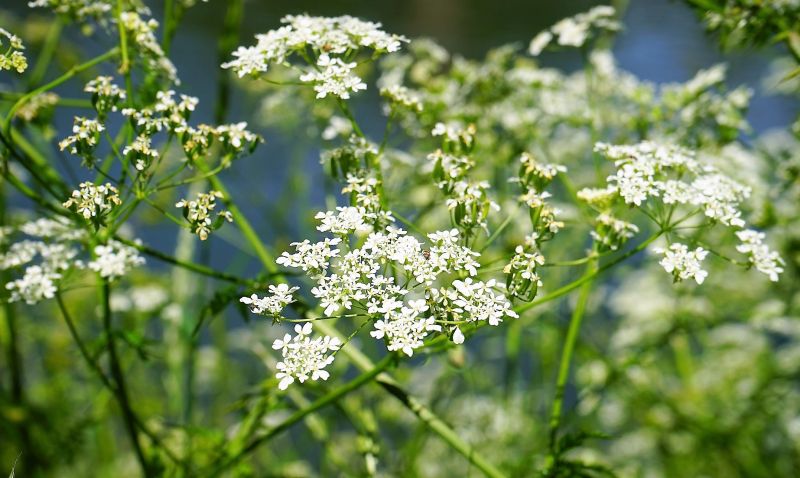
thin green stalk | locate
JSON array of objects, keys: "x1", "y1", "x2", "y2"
[
  {"x1": 3, "y1": 48, "x2": 119, "y2": 134},
  {"x1": 206, "y1": 173, "x2": 279, "y2": 273},
  {"x1": 314, "y1": 320, "x2": 507, "y2": 478},
  {"x1": 99, "y1": 280, "x2": 151, "y2": 476},
  {"x1": 27, "y1": 19, "x2": 64, "y2": 87},
  {"x1": 116, "y1": 0, "x2": 134, "y2": 100},
  {"x1": 543, "y1": 256, "x2": 597, "y2": 470},
  {"x1": 514, "y1": 231, "x2": 662, "y2": 315},
  {"x1": 115, "y1": 235, "x2": 258, "y2": 286},
  {"x1": 55, "y1": 293, "x2": 184, "y2": 467},
  {"x1": 208, "y1": 353, "x2": 396, "y2": 476},
  {"x1": 214, "y1": 0, "x2": 244, "y2": 124}
]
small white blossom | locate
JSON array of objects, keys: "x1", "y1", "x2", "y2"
[
  {"x1": 315, "y1": 207, "x2": 372, "y2": 235},
  {"x1": 240, "y1": 283, "x2": 299, "y2": 317},
  {"x1": 654, "y1": 243, "x2": 708, "y2": 284},
  {"x1": 63, "y1": 182, "x2": 121, "y2": 221},
  {"x1": 6, "y1": 265, "x2": 60, "y2": 304},
  {"x1": 272, "y1": 322, "x2": 341, "y2": 390},
  {"x1": 299, "y1": 54, "x2": 367, "y2": 99},
  {"x1": 277, "y1": 238, "x2": 342, "y2": 276},
  {"x1": 88, "y1": 240, "x2": 145, "y2": 280},
  {"x1": 735, "y1": 229, "x2": 784, "y2": 282},
  {"x1": 175, "y1": 191, "x2": 232, "y2": 240},
  {"x1": 370, "y1": 300, "x2": 441, "y2": 356}
]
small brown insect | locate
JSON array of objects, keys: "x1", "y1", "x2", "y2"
[{"x1": 422, "y1": 249, "x2": 431, "y2": 260}]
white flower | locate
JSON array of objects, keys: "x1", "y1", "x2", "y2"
[
  {"x1": 528, "y1": 31, "x2": 553, "y2": 56},
  {"x1": 452, "y1": 326, "x2": 465, "y2": 345},
  {"x1": 447, "y1": 278, "x2": 519, "y2": 326},
  {"x1": 654, "y1": 243, "x2": 708, "y2": 284},
  {"x1": 0, "y1": 28, "x2": 27, "y2": 73},
  {"x1": 276, "y1": 238, "x2": 342, "y2": 276},
  {"x1": 221, "y1": 46, "x2": 268, "y2": 77},
  {"x1": 123, "y1": 135, "x2": 160, "y2": 171},
  {"x1": 240, "y1": 283, "x2": 299, "y2": 317},
  {"x1": 88, "y1": 240, "x2": 145, "y2": 280},
  {"x1": 370, "y1": 303, "x2": 441, "y2": 356},
  {"x1": 222, "y1": 14, "x2": 407, "y2": 80},
  {"x1": 299, "y1": 54, "x2": 367, "y2": 99},
  {"x1": 315, "y1": 207, "x2": 372, "y2": 235},
  {"x1": 272, "y1": 322, "x2": 341, "y2": 390},
  {"x1": 6, "y1": 265, "x2": 60, "y2": 304},
  {"x1": 735, "y1": 229, "x2": 784, "y2": 282},
  {"x1": 175, "y1": 191, "x2": 232, "y2": 240},
  {"x1": 63, "y1": 182, "x2": 121, "y2": 220},
  {"x1": 58, "y1": 117, "x2": 105, "y2": 157}
]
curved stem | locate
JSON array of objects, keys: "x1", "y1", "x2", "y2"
[{"x1": 3, "y1": 48, "x2": 119, "y2": 134}]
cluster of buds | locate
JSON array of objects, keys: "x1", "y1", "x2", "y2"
[
  {"x1": 63, "y1": 182, "x2": 121, "y2": 224},
  {"x1": 591, "y1": 213, "x2": 639, "y2": 252},
  {"x1": 84, "y1": 76, "x2": 127, "y2": 119},
  {"x1": 514, "y1": 152, "x2": 566, "y2": 242},
  {"x1": 504, "y1": 234, "x2": 545, "y2": 301},
  {"x1": 175, "y1": 191, "x2": 233, "y2": 240},
  {"x1": 0, "y1": 28, "x2": 27, "y2": 73},
  {"x1": 429, "y1": 123, "x2": 496, "y2": 236}
]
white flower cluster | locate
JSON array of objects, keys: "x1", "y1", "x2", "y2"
[
  {"x1": 15, "y1": 92, "x2": 59, "y2": 123},
  {"x1": 299, "y1": 54, "x2": 367, "y2": 99},
  {"x1": 84, "y1": 76, "x2": 126, "y2": 116},
  {"x1": 315, "y1": 206, "x2": 374, "y2": 235},
  {"x1": 123, "y1": 135, "x2": 159, "y2": 171},
  {"x1": 222, "y1": 15, "x2": 407, "y2": 99},
  {"x1": 654, "y1": 243, "x2": 709, "y2": 285},
  {"x1": 120, "y1": 91, "x2": 259, "y2": 163},
  {"x1": 246, "y1": 209, "x2": 515, "y2": 385},
  {"x1": 63, "y1": 182, "x2": 121, "y2": 222},
  {"x1": 504, "y1": 241, "x2": 545, "y2": 300},
  {"x1": 58, "y1": 117, "x2": 105, "y2": 164},
  {"x1": 28, "y1": 0, "x2": 111, "y2": 24},
  {"x1": 380, "y1": 84, "x2": 423, "y2": 113},
  {"x1": 1, "y1": 218, "x2": 86, "y2": 304},
  {"x1": 597, "y1": 141, "x2": 750, "y2": 226},
  {"x1": 595, "y1": 141, "x2": 783, "y2": 283},
  {"x1": 735, "y1": 229, "x2": 784, "y2": 282},
  {"x1": 371, "y1": 299, "x2": 441, "y2": 355},
  {"x1": 428, "y1": 124, "x2": 497, "y2": 234},
  {"x1": 513, "y1": 153, "x2": 565, "y2": 242},
  {"x1": 88, "y1": 240, "x2": 145, "y2": 280},
  {"x1": 119, "y1": 11, "x2": 179, "y2": 84},
  {"x1": 272, "y1": 322, "x2": 341, "y2": 390},
  {"x1": 528, "y1": 5, "x2": 620, "y2": 55},
  {"x1": 240, "y1": 283, "x2": 299, "y2": 318},
  {"x1": 0, "y1": 28, "x2": 27, "y2": 73},
  {"x1": 175, "y1": 191, "x2": 233, "y2": 241}
]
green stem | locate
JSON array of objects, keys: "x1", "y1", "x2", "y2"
[
  {"x1": 27, "y1": 19, "x2": 64, "y2": 87},
  {"x1": 115, "y1": 235, "x2": 258, "y2": 286},
  {"x1": 514, "y1": 231, "x2": 662, "y2": 315},
  {"x1": 56, "y1": 292, "x2": 184, "y2": 468},
  {"x1": 314, "y1": 321, "x2": 507, "y2": 478},
  {"x1": 207, "y1": 353, "x2": 396, "y2": 476},
  {"x1": 3, "y1": 48, "x2": 119, "y2": 134},
  {"x1": 214, "y1": 0, "x2": 244, "y2": 124},
  {"x1": 206, "y1": 173, "x2": 279, "y2": 274},
  {"x1": 544, "y1": 256, "x2": 597, "y2": 469},
  {"x1": 99, "y1": 280, "x2": 151, "y2": 476}
]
